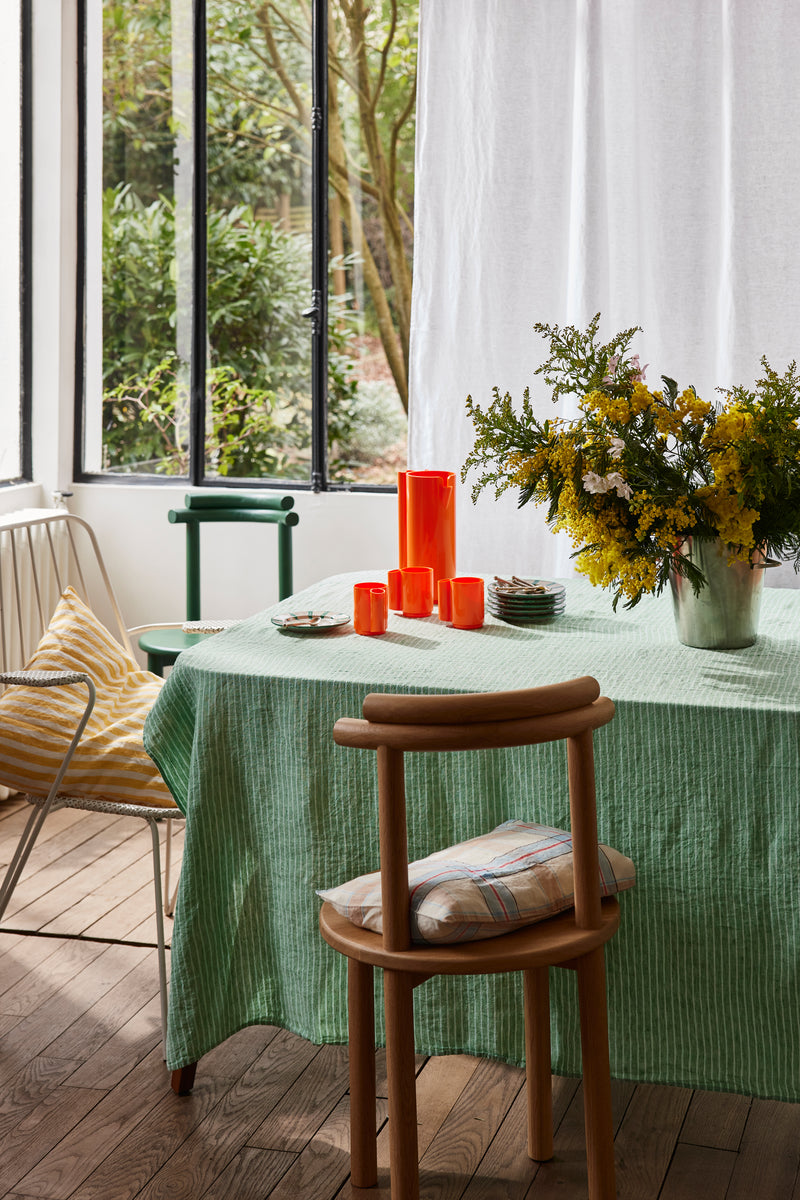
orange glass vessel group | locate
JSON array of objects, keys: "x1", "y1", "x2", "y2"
[{"x1": 355, "y1": 472, "x2": 484, "y2": 633}]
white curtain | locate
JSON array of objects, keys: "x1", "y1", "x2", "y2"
[{"x1": 409, "y1": 0, "x2": 800, "y2": 584}]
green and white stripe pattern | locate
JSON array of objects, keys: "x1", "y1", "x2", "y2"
[{"x1": 144, "y1": 573, "x2": 800, "y2": 1100}]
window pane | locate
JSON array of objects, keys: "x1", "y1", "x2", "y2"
[
  {"x1": 86, "y1": 0, "x2": 193, "y2": 475},
  {"x1": 204, "y1": 1, "x2": 312, "y2": 481},
  {"x1": 0, "y1": 1, "x2": 22, "y2": 483},
  {"x1": 84, "y1": 0, "x2": 415, "y2": 486},
  {"x1": 326, "y1": 1, "x2": 415, "y2": 485}
]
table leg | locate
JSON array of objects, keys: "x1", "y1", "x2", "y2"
[{"x1": 171, "y1": 1062, "x2": 197, "y2": 1095}]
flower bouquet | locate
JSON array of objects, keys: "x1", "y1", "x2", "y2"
[{"x1": 462, "y1": 315, "x2": 800, "y2": 608}]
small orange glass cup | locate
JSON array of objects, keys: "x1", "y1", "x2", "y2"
[
  {"x1": 387, "y1": 566, "x2": 434, "y2": 618},
  {"x1": 353, "y1": 582, "x2": 389, "y2": 636},
  {"x1": 438, "y1": 576, "x2": 485, "y2": 629}
]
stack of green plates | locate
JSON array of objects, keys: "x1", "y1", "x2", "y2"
[{"x1": 487, "y1": 578, "x2": 566, "y2": 622}]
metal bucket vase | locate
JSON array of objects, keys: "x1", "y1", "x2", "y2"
[{"x1": 669, "y1": 537, "x2": 769, "y2": 649}]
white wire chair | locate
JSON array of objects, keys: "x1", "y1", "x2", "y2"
[{"x1": 0, "y1": 507, "x2": 183, "y2": 1048}]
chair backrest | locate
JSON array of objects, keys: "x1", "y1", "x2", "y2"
[
  {"x1": 333, "y1": 677, "x2": 615, "y2": 951},
  {"x1": 0, "y1": 508, "x2": 131, "y2": 678},
  {"x1": 168, "y1": 491, "x2": 299, "y2": 618}
]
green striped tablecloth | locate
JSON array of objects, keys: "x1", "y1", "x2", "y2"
[{"x1": 143, "y1": 572, "x2": 800, "y2": 1099}]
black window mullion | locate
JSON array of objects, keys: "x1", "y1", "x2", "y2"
[
  {"x1": 73, "y1": 0, "x2": 88, "y2": 483},
  {"x1": 189, "y1": 0, "x2": 207, "y2": 487},
  {"x1": 309, "y1": 0, "x2": 328, "y2": 493}
]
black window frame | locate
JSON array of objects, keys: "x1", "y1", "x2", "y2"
[
  {"x1": 73, "y1": 0, "x2": 395, "y2": 495},
  {"x1": 1, "y1": 0, "x2": 32, "y2": 488}
]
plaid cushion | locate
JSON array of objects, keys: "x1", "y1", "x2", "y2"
[
  {"x1": 319, "y1": 818, "x2": 635, "y2": 945},
  {"x1": 0, "y1": 587, "x2": 176, "y2": 808}
]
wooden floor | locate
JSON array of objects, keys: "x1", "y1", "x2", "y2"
[{"x1": 1, "y1": 797, "x2": 800, "y2": 1200}]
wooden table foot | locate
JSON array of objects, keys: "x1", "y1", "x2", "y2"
[{"x1": 171, "y1": 1062, "x2": 197, "y2": 1095}]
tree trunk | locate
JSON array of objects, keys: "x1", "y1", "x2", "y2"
[
  {"x1": 327, "y1": 58, "x2": 409, "y2": 408},
  {"x1": 329, "y1": 191, "x2": 347, "y2": 298},
  {"x1": 326, "y1": 15, "x2": 410, "y2": 408},
  {"x1": 340, "y1": 0, "x2": 413, "y2": 367}
]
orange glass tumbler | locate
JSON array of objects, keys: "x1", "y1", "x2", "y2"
[
  {"x1": 398, "y1": 470, "x2": 456, "y2": 587},
  {"x1": 437, "y1": 576, "x2": 485, "y2": 629},
  {"x1": 353, "y1": 582, "x2": 389, "y2": 636},
  {"x1": 387, "y1": 566, "x2": 434, "y2": 618}
]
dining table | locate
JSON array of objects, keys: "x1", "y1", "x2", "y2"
[{"x1": 143, "y1": 570, "x2": 800, "y2": 1102}]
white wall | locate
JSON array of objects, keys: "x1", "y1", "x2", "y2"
[
  {"x1": 30, "y1": 0, "x2": 78, "y2": 494},
  {"x1": 69, "y1": 484, "x2": 398, "y2": 629}
]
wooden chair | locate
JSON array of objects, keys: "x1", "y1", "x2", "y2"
[
  {"x1": 319, "y1": 677, "x2": 624, "y2": 1200},
  {"x1": 0, "y1": 507, "x2": 184, "y2": 1050},
  {"x1": 137, "y1": 491, "x2": 299, "y2": 674}
]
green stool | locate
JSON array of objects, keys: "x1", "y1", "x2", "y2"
[{"x1": 139, "y1": 492, "x2": 299, "y2": 675}]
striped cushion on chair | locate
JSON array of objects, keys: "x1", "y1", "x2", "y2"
[
  {"x1": 0, "y1": 587, "x2": 176, "y2": 808},
  {"x1": 319, "y1": 819, "x2": 635, "y2": 945}
]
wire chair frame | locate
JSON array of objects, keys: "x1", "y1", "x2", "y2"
[{"x1": 0, "y1": 508, "x2": 184, "y2": 1048}]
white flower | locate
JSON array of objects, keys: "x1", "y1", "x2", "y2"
[
  {"x1": 630, "y1": 354, "x2": 649, "y2": 383},
  {"x1": 582, "y1": 471, "x2": 612, "y2": 494},
  {"x1": 608, "y1": 437, "x2": 625, "y2": 460},
  {"x1": 606, "y1": 472, "x2": 632, "y2": 500},
  {"x1": 602, "y1": 354, "x2": 620, "y2": 384},
  {"x1": 582, "y1": 469, "x2": 632, "y2": 500}
]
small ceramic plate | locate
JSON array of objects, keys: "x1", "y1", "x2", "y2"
[
  {"x1": 489, "y1": 594, "x2": 566, "y2": 609},
  {"x1": 488, "y1": 608, "x2": 564, "y2": 624},
  {"x1": 182, "y1": 619, "x2": 240, "y2": 634},
  {"x1": 271, "y1": 611, "x2": 350, "y2": 632},
  {"x1": 488, "y1": 601, "x2": 566, "y2": 617}
]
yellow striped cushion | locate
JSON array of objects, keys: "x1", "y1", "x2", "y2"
[{"x1": 0, "y1": 586, "x2": 176, "y2": 808}]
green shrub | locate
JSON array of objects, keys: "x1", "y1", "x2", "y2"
[{"x1": 101, "y1": 184, "x2": 359, "y2": 477}]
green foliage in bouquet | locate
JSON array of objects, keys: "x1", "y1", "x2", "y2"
[{"x1": 463, "y1": 315, "x2": 800, "y2": 608}]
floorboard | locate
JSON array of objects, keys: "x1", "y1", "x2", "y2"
[{"x1": 1, "y1": 801, "x2": 800, "y2": 1199}]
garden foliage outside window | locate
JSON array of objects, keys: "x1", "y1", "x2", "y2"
[{"x1": 80, "y1": 0, "x2": 416, "y2": 488}]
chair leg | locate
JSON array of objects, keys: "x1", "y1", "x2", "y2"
[
  {"x1": 1, "y1": 803, "x2": 171, "y2": 1055},
  {"x1": 0, "y1": 797, "x2": 55, "y2": 921},
  {"x1": 384, "y1": 969, "x2": 420, "y2": 1200},
  {"x1": 524, "y1": 966, "x2": 553, "y2": 1161},
  {"x1": 278, "y1": 520, "x2": 293, "y2": 600},
  {"x1": 576, "y1": 946, "x2": 616, "y2": 1200},
  {"x1": 0, "y1": 675, "x2": 93, "y2": 922},
  {"x1": 147, "y1": 818, "x2": 169, "y2": 1053},
  {"x1": 163, "y1": 818, "x2": 180, "y2": 918},
  {"x1": 348, "y1": 958, "x2": 377, "y2": 1187}
]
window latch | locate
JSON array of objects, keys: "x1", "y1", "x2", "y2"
[{"x1": 302, "y1": 290, "x2": 323, "y2": 337}]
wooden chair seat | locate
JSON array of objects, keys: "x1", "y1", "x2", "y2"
[{"x1": 135, "y1": 627, "x2": 210, "y2": 664}]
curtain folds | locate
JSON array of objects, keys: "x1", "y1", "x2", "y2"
[{"x1": 409, "y1": 0, "x2": 800, "y2": 582}]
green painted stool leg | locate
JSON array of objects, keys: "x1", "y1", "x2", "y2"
[
  {"x1": 186, "y1": 521, "x2": 201, "y2": 621},
  {"x1": 148, "y1": 652, "x2": 177, "y2": 677},
  {"x1": 278, "y1": 521, "x2": 293, "y2": 600}
]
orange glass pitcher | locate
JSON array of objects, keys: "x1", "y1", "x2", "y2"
[{"x1": 397, "y1": 470, "x2": 456, "y2": 587}]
